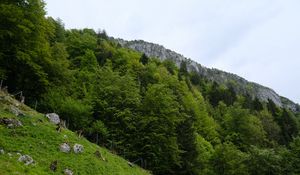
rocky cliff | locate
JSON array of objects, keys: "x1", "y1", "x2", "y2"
[{"x1": 116, "y1": 39, "x2": 299, "y2": 112}]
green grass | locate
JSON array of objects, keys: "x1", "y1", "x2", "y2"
[{"x1": 0, "y1": 91, "x2": 150, "y2": 175}]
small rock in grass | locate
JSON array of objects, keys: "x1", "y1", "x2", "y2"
[
  {"x1": 60, "y1": 143, "x2": 71, "y2": 153},
  {"x1": 7, "y1": 123, "x2": 13, "y2": 128},
  {"x1": 45, "y1": 113, "x2": 60, "y2": 125},
  {"x1": 0, "y1": 149, "x2": 4, "y2": 154},
  {"x1": 50, "y1": 160, "x2": 58, "y2": 172},
  {"x1": 10, "y1": 105, "x2": 25, "y2": 117},
  {"x1": 64, "y1": 168, "x2": 73, "y2": 175},
  {"x1": 128, "y1": 161, "x2": 134, "y2": 167},
  {"x1": 73, "y1": 144, "x2": 84, "y2": 154},
  {"x1": 18, "y1": 154, "x2": 34, "y2": 165},
  {"x1": 0, "y1": 118, "x2": 22, "y2": 128},
  {"x1": 94, "y1": 150, "x2": 106, "y2": 161},
  {"x1": 7, "y1": 153, "x2": 12, "y2": 157}
]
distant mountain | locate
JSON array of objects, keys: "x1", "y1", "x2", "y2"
[{"x1": 116, "y1": 39, "x2": 300, "y2": 112}]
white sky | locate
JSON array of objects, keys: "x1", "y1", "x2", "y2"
[{"x1": 44, "y1": 0, "x2": 300, "y2": 103}]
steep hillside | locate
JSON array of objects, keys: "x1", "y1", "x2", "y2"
[
  {"x1": 117, "y1": 39, "x2": 300, "y2": 112},
  {"x1": 0, "y1": 90, "x2": 150, "y2": 175},
  {"x1": 2, "y1": 1, "x2": 300, "y2": 173}
]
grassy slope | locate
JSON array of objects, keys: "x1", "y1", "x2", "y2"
[{"x1": 0, "y1": 91, "x2": 150, "y2": 175}]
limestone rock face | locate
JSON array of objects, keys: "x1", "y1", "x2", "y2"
[
  {"x1": 73, "y1": 144, "x2": 84, "y2": 154},
  {"x1": 18, "y1": 154, "x2": 34, "y2": 165},
  {"x1": 116, "y1": 39, "x2": 300, "y2": 112},
  {"x1": 45, "y1": 113, "x2": 60, "y2": 125},
  {"x1": 60, "y1": 143, "x2": 71, "y2": 153}
]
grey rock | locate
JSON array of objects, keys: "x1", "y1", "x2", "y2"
[
  {"x1": 45, "y1": 113, "x2": 60, "y2": 125},
  {"x1": 10, "y1": 105, "x2": 25, "y2": 117},
  {"x1": 50, "y1": 160, "x2": 58, "y2": 172},
  {"x1": 7, "y1": 153, "x2": 12, "y2": 157},
  {"x1": 0, "y1": 118, "x2": 22, "y2": 128},
  {"x1": 64, "y1": 168, "x2": 73, "y2": 175},
  {"x1": 7, "y1": 123, "x2": 14, "y2": 128},
  {"x1": 18, "y1": 154, "x2": 34, "y2": 165},
  {"x1": 128, "y1": 161, "x2": 134, "y2": 167},
  {"x1": 73, "y1": 144, "x2": 84, "y2": 154},
  {"x1": 60, "y1": 143, "x2": 71, "y2": 153},
  {"x1": 116, "y1": 39, "x2": 300, "y2": 112},
  {"x1": 0, "y1": 149, "x2": 4, "y2": 154}
]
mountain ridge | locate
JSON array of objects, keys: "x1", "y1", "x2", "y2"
[{"x1": 115, "y1": 38, "x2": 299, "y2": 112}]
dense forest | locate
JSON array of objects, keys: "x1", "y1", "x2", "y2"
[{"x1": 1, "y1": 0, "x2": 300, "y2": 174}]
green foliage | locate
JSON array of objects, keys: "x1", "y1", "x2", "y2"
[
  {"x1": 252, "y1": 97, "x2": 264, "y2": 111},
  {"x1": 194, "y1": 135, "x2": 215, "y2": 174},
  {"x1": 162, "y1": 59, "x2": 177, "y2": 75},
  {"x1": 65, "y1": 29, "x2": 97, "y2": 59},
  {"x1": 78, "y1": 49, "x2": 98, "y2": 71},
  {"x1": 178, "y1": 61, "x2": 188, "y2": 80},
  {"x1": 138, "y1": 84, "x2": 181, "y2": 174},
  {"x1": 139, "y1": 53, "x2": 149, "y2": 65},
  {"x1": 279, "y1": 109, "x2": 299, "y2": 144},
  {"x1": 289, "y1": 137, "x2": 300, "y2": 174},
  {"x1": 0, "y1": 91, "x2": 149, "y2": 175},
  {"x1": 0, "y1": 0, "x2": 54, "y2": 103},
  {"x1": 59, "y1": 97, "x2": 92, "y2": 130},
  {"x1": 48, "y1": 42, "x2": 71, "y2": 85},
  {"x1": 47, "y1": 17, "x2": 66, "y2": 43},
  {"x1": 223, "y1": 104, "x2": 267, "y2": 148},
  {"x1": 2, "y1": 1, "x2": 300, "y2": 174},
  {"x1": 207, "y1": 82, "x2": 237, "y2": 107},
  {"x1": 267, "y1": 99, "x2": 281, "y2": 117},
  {"x1": 247, "y1": 146, "x2": 286, "y2": 175},
  {"x1": 258, "y1": 110, "x2": 281, "y2": 144},
  {"x1": 87, "y1": 120, "x2": 109, "y2": 145},
  {"x1": 212, "y1": 142, "x2": 249, "y2": 175}
]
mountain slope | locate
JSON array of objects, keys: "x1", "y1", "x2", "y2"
[
  {"x1": 0, "y1": 90, "x2": 150, "y2": 175},
  {"x1": 116, "y1": 39, "x2": 300, "y2": 112}
]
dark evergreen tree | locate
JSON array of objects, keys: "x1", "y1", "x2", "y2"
[
  {"x1": 140, "y1": 53, "x2": 149, "y2": 65},
  {"x1": 175, "y1": 117, "x2": 198, "y2": 174},
  {"x1": 190, "y1": 71, "x2": 202, "y2": 85},
  {"x1": 279, "y1": 109, "x2": 299, "y2": 144},
  {"x1": 252, "y1": 97, "x2": 263, "y2": 111},
  {"x1": 178, "y1": 61, "x2": 188, "y2": 80},
  {"x1": 267, "y1": 99, "x2": 280, "y2": 117}
]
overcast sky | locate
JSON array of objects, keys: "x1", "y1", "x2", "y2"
[{"x1": 44, "y1": 0, "x2": 300, "y2": 103}]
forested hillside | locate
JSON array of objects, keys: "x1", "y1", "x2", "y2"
[
  {"x1": 1, "y1": 0, "x2": 300, "y2": 174},
  {"x1": 0, "y1": 90, "x2": 150, "y2": 175}
]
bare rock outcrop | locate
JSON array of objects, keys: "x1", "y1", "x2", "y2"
[
  {"x1": 117, "y1": 39, "x2": 300, "y2": 112},
  {"x1": 64, "y1": 168, "x2": 73, "y2": 175},
  {"x1": 18, "y1": 154, "x2": 34, "y2": 165},
  {"x1": 45, "y1": 113, "x2": 60, "y2": 125},
  {"x1": 73, "y1": 144, "x2": 84, "y2": 154},
  {"x1": 0, "y1": 118, "x2": 22, "y2": 128},
  {"x1": 60, "y1": 143, "x2": 71, "y2": 153}
]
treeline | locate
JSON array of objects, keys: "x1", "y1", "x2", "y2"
[{"x1": 1, "y1": 0, "x2": 300, "y2": 174}]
